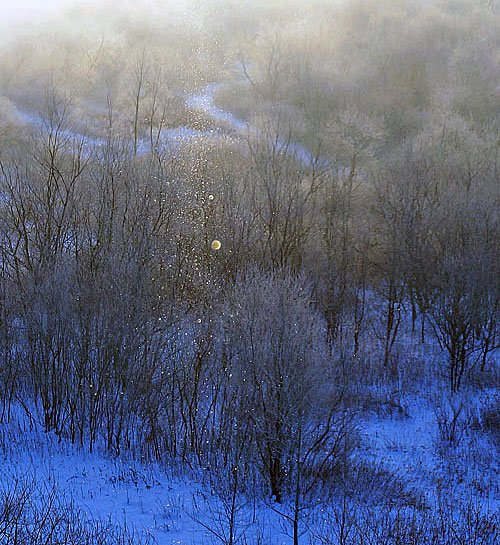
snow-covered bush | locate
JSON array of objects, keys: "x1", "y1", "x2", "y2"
[{"x1": 0, "y1": 477, "x2": 154, "y2": 545}]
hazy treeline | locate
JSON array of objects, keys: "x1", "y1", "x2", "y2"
[{"x1": 0, "y1": 0, "x2": 498, "y2": 542}]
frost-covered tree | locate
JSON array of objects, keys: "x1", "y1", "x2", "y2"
[{"x1": 221, "y1": 270, "x2": 348, "y2": 501}]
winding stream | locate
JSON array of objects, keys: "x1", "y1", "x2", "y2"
[
  {"x1": 186, "y1": 83, "x2": 249, "y2": 133},
  {"x1": 10, "y1": 81, "x2": 321, "y2": 167},
  {"x1": 187, "y1": 82, "x2": 323, "y2": 167}
]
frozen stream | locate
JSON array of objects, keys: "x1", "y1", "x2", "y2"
[
  {"x1": 186, "y1": 82, "x2": 249, "y2": 132},
  {"x1": 12, "y1": 102, "x2": 214, "y2": 156},
  {"x1": 10, "y1": 81, "x2": 323, "y2": 167},
  {"x1": 187, "y1": 82, "x2": 323, "y2": 167}
]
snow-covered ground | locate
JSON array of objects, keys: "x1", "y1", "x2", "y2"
[
  {"x1": 1, "y1": 381, "x2": 498, "y2": 544},
  {"x1": 1, "y1": 406, "x2": 292, "y2": 544}
]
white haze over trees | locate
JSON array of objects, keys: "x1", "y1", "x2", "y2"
[
  {"x1": 0, "y1": 0, "x2": 80, "y2": 31},
  {"x1": 0, "y1": 0, "x2": 498, "y2": 543}
]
